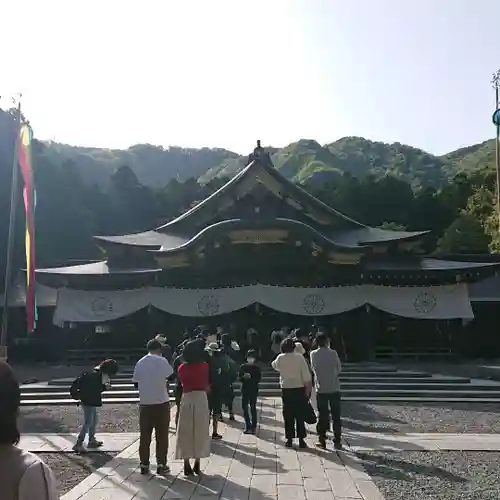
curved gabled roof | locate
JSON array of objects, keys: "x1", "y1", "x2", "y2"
[
  {"x1": 154, "y1": 157, "x2": 364, "y2": 233},
  {"x1": 95, "y1": 231, "x2": 188, "y2": 249},
  {"x1": 148, "y1": 217, "x2": 368, "y2": 255},
  {"x1": 36, "y1": 261, "x2": 161, "y2": 275},
  {"x1": 94, "y1": 156, "x2": 429, "y2": 253},
  {"x1": 331, "y1": 227, "x2": 429, "y2": 246}
]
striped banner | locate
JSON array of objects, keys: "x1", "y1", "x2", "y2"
[{"x1": 18, "y1": 124, "x2": 37, "y2": 333}]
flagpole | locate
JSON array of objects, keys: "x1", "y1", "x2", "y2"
[
  {"x1": 493, "y1": 71, "x2": 500, "y2": 233},
  {"x1": 0, "y1": 101, "x2": 22, "y2": 361}
]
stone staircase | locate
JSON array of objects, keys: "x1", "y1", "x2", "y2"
[{"x1": 19, "y1": 363, "x2": 500, "y2": 406}]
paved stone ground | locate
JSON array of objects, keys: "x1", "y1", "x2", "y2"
[
  {"x1": 19, "y1": 433, "x2": 139, "y2": 452},
  {"x1": 33, "y1": 397, "x2": 500, "y2": 499},
  {"x1": 60, "y1": 398, "x2": 383, "y2": 500},
  {"x1": 21, "y1": 432, "x2": 500, "y2": 454}
]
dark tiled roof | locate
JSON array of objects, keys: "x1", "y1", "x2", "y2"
[
  {"x1": 154, "y1": 158, "x2": 365, "y2": 233},
  {"x1": 94, "y1": 159, "x2": 431, "y2": 252},
  {"x1": 95, "y1": 231, "x2": 188, "y2": 249},
  {"x1": 150, "y1": 217, "x2": 366, "y2": 254},
  {"x1": 366, "y1": 258, "x2": 499, "y2": 272},
  {"x1": 332, "y1": 227, "x2": 429, "y2": 246},
  {"x1": 36, "y1": 261, "x2": 161, "y2": 275}
]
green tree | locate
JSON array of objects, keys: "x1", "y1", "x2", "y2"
[
  {"x1": 379, "y1": 221, "x2": 407, "y2": 231},
  {"x1": 436, "y1": 212, "x2": 491, "y2": 254}
]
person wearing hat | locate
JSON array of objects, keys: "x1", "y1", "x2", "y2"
[
  {"x1": 205, "y1": 341, "x2": 235, "y2": 440},
  {"x1": 155, "y1": 334, "x2": 173, "y2": 363},
  {"x1": 175, "y1": 340, "x2": 211, "y2": 476}
]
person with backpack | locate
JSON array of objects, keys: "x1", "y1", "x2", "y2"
[{"x1": 71, "y1": 359, "x2": 119, "y2": 453}]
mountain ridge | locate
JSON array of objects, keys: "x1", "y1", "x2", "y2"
[{"x1": 0, "y1": 108, "x2": 496, "y2": 189}]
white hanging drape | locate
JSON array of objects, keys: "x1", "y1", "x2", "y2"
[
  {"x1": 52, "y1": 283, "x2": 473, "y2": 325},
  {"x1": 52, "y1": 288, "x2": 151, "y2": 326},
  {"x1": 150, "y1": 286, "x2": 259, "y2": 317},
  {"x1": 364, "y1": 284, "x2": 473, "y2": 320}
]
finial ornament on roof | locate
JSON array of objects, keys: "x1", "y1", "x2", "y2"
[{"x1": 247, "y1": 139, "x2": 272, "y2": 166}]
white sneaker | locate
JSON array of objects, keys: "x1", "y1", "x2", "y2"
[{"x1": 72, "y1": 443, "x2": 87, "y2": 453}]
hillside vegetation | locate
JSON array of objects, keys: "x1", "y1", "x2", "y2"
[{"x1": 0, "y1": 106, "x2": 499, "y2": 290}]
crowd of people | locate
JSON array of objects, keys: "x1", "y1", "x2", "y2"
[
  {"x1": 0, "y1": 324, "x2": 342, "y2": 497},
  {"x1": 129, "y1": 325, "x2": 342, "y2": 474},
  {"x1": 69, "y1": 324, "x2": 342, "y2": 471}
]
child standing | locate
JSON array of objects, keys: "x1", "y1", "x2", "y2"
[
  {"x1": 71, "y1": 359, "x2": 119, "y2": 453},
  {"x1": 238, "y1": 350, "x2": 261, "y2": 434}
]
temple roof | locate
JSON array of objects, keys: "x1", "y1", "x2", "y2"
[
  {"x1": 94, "y1": 154, "x2": 429, "y2": 253},
  {"x1": 34, "y1": 144, "x2": 500, "y2": 286},
  {"x1": 36, "y1": 261, "x2": 161, "y2": 275},
  {"x1": 36, "y1": 257, "x2": 498, "y2": 277}
]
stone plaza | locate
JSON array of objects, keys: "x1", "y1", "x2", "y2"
[{"x1": 18, "y1": 397, "x2": 500, "y2": 500}]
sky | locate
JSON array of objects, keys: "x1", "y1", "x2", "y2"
[{"x1": 0, "y1": 0, "x2": 499, "y2": 155}]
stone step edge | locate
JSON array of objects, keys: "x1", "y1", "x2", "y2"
[{"x1": 20, "y1": 396, "x2": 500, "y2": 406}]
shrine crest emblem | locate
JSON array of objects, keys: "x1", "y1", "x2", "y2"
[
  {"x1": 91, "y1": 297, "x2": 113, "y2": 316},
  {"x1": 413, "y1": 292, "x2": 437, "y2": 314},
  {"x1": 303, "y1": 294, "x2": 325, "y2": 314},
  {"x1": 197, "y1": 294, "x2": 220, "y2": 316}
]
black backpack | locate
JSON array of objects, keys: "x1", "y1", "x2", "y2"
[{"x1": 70, "y1": 371, "x2": 89, "y2": 400}]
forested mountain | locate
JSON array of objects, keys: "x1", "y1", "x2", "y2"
[
  {"x1": 0, "y1": 106, "x2": 498, "y2": 291},
  {"x1": 42, "y1": 142, "x2": 239, "y2": 187},
  {"x1": 201, "y1": 137, "x2": 458, "y2": 188}
]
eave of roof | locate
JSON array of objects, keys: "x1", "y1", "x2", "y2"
[
  {"x1": 93, "y1": 158, "x2": 431, "y2": 250},
  {"x1": 365, "y1": 258, "x2": 500, "y2": 272},
  {"x1": 148, "y1": 217, "x2": 368, "y2": 254},
  {"x1": 155, "y1": 158, "x2": 365, "y2": 233},
  {"x1": 36, "y1": 261, "x2": 161, "y2": 276},
  {"x1": 332, "y1": 227, "x2": 429, "y2": 246},
  {"x1": 94, "y1": 231, "x2": 188, "y2": 249}
]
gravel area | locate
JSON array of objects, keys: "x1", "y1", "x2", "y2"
[
  {"x1": 39, "y1": 452, "x2": 116, "y2": 495},
  {"x1": 343, "y1": 402, "x2": 500, "y2": 434},
  {"x1": 18, "y1": 401, "x2": 500, "y2": 434},
  {"x1": 360, "y1": 451, "x2": 500, "y2": 500},
  {"x1": 19, "y1": 404, "x2": 142, "y2": 433}
]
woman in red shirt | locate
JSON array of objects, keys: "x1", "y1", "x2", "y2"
[{"x1": 174, "y1": 340, "x2": 210, "y2": 476}]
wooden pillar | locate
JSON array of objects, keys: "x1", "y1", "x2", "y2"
[{"x1": 362, "y1": 304, "x2": 375, "y2": 361}]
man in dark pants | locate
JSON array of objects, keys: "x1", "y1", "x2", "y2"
[
  {"x1": 132, "y1": 339, "x2": 174, "y2": 475},
  {"x1": 238, "y1": 349, "x2": 262, "y2": 434},
  {"x1": 310, "y1": 332, "x2": 342, "y2": 450}
]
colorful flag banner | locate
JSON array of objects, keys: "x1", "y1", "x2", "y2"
[{"x1": 18, "y1": 124, "x2": 36, "y2": 333}]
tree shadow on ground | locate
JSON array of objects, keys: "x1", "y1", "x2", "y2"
[
  {"x1": 357, "y1": 451, "x2": 467, "y2": 483},
  {"x1": 401, "y1": 401, "x2": 500, "y2": 414},
  {"x1": 19, "y1": 410, "x2": 71, "y2": 434},
  {"x1": 105, "y1": 459, "x2": 288, "y2": 500},
  {"x1": 40, "y1": 451, "x2": 116, "y2": 495},
  {"x1": 341, "y1": 402, "x2": 411, "y2": 434}
]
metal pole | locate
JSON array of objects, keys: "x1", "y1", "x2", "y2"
[
  {"x1": 496, "y1": 85, "x2": 500, "y2": 232},
  {"x1": 493, "y1": 71, "x2": 500, "y2": 233},
  {"x1": 0, "y1": 101, "x2": 22, "y2": 360}
]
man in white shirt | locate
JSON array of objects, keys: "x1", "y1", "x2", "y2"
[{"x1": 133, "y1": 339, "x2": 174, "y2": 475}]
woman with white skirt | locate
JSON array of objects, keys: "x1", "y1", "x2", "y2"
[{"x1": 175, "y1": 340, "x2": 211, "y2": 476}]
